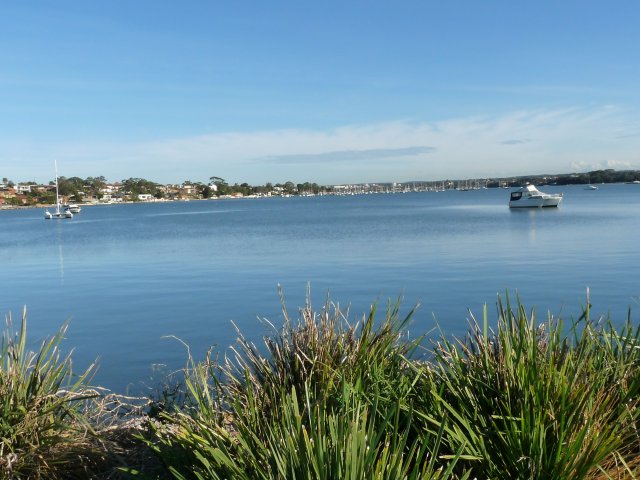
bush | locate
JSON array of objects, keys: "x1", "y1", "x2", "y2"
[
  {"x1": 0, "y1": 308, "x2": 100, "y2": 479},
  {"x1": 145, "y1": 294, "x2": 467, "y2": 479},
  {"x1": 422, "y1": 296, "x2": 640, "y2": 479},
  {"x1": 145, "y1": 293, "x2": 640, "y2": 479},
  {"x1": 7, "y1": 292, "x2": 638, "y2": 478}
]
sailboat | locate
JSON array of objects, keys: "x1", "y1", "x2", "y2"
[
  {"x1": 44, "y1": 161, "x2": 73, "y2": 219},
  {"x1": 584, "y1": 174, "x2": 598, "y2": 190}
]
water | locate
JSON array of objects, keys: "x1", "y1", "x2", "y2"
[{"x1": 1, "y1": 184, "x2": 639, "y2": 393}]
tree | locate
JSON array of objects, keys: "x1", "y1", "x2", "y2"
[
  {"x1": 283, "y1": 181, "x2": 296, "y2": 194},
  {"x1": 57, "y1": 177, "x2": 76, "y2": 196},
  {"x1": 209, "y1": 176, "x2": 228, "y2": 196},
  {"x1": 85, "y1": 176, "x2": 107, "y2": 200},
  {"x1": 87, "y1": 175, "x2": 106, "y2": 187},
  {"x1": 121, "y1": 178, "x2": 161, "y2": 197}
]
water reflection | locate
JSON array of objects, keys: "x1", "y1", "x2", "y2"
[
  {"x1": 54, "y1": 221, "x2": 65, "y2": 284},
  {"x1": 508, "y1": 207, "x2": 541, "y2": 246}
]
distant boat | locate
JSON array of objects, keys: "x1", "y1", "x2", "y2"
[
  {"x1": 584, "y1": 184, "x2": 598, "y2": 190},
  {"x1": 509, "y1": 185, "x2": 563, "y2": 208},
  {"x1": 44, "y1": 162, "x2": 73, "y2": 220},
  {"x1": 63, "y1": 203, "x2": 81, "y2": 214}
]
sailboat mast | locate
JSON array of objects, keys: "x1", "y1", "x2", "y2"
[{"x1": 54, "y1": 160, "x2": 61, "y2": 213}]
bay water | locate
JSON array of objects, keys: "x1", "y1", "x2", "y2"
[{"x1": 1, "y1": 184, "x2": 639, "y2": 393}]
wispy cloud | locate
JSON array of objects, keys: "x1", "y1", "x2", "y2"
[
  {"x1": 260, "y1": 146, "x2": 436, "y2": 165},
  {"x1": 615, "y1": 132, "x2": 640, "y2": 139},
  {"x1": 571, "y1": 159, "x2": 634, "y2": 171},
  {"x1": 2, "y1": 106, "x2": 640, "y2": 184}
]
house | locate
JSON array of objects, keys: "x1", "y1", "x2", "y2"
[
  {"x1": 16, "y1": 184, "x2": 35, "y2": 194},
  {"x1": 13, "y1": 194, "x2": 28, "y2": 205},
  {"x1": 163, "y1": 185, "x2": 182, "y2": 199},
  {"x1": 100, "y1": 183, "x2": 123, "y2": 195},
  {"x1": 180, "y1": 184, "x2": 197, "y2": 196},
  {"x1": 0, "y1": 187, "x2": 16, "y2": 198}
]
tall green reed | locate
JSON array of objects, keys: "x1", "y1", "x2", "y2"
[
  {"x1": 146, "y1": 293, "x2": 467, "y2": 479},
  {"x1": 143, "y1": 292, "x2": 640, "y2": 479},
  {"x1": 423, "y1": 295, "x2": 640, "y2": 479},
  {"x1": 0, "y1": 308, "x2": 98, "y2": 479}
]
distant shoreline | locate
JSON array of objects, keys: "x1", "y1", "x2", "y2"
[{"x1": 2, "y1": 181, "x2": 639, "y2": 213}]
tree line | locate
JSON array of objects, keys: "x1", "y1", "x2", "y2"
[
  {"x1": 4, "y1": 169, "x2": 640, "y2": 207},
  {"x1": 487, "y1": 169, "x2": 640, "y2": 187},
  {"x1": 1, "y1": 175, "x2": 328, "y2": 206}
]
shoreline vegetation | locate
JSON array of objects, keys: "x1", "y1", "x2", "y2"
[
  {"x1": 2, "y1": 292, "x2": 640, "y2": 479},
  {"x1": 2, "y1": 168, "x2": 640, "y2": 210}
]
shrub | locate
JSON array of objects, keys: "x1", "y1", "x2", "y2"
[
  {"x1": 422, "y1": 296, "x2": 640, "y2": 479},
  {"x1": 0, "y1": 308, "x2": 99, "y2": 479},
  {"x1": 145, "y1": 294, "x2": 466, "y2": 479},
  {"x1": 137, "y1": 292, "x2": 640, "y2": 478}
]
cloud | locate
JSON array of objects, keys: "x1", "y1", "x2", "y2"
[
  {"x1": 615, "y1": 132, "x2": 640, "y2": 139},
  {"x1": 3, "y1": 105, "x2": 640, "y2": 184},
  {"x1": 572, "y1": 159, "x2": 634, "y2": 171},
  {"x1": 259, "y1": 146, "x2": 436, "y2": 165}
]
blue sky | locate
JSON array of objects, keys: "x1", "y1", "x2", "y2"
[{"x1": 2, "y1": 1, "x2": 639, "y2": 185}]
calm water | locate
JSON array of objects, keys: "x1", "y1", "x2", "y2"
[{"x1": 1, "y1": 184, "x2": 639, "y2": 392}]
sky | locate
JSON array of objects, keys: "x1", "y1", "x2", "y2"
[{"x1": 1, "y1": 1, "x2": 640, "y2": 185}]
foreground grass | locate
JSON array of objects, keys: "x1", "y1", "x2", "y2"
[
  {"x1": 425, "y1": 298, "x2": 640, "y2": 478},
  {"x1": 1, "y1": 309, "x2": 103, "y2": 478},
  {"x1": 3, "y1": 293, "x2": 640, "y2": 479},
  {"x1": 0, "y1": 309, "x2": 158, "y2": 479}
]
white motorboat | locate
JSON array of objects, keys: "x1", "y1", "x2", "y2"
[
  {"x1": 63, "y1": 203, "x2": 81, "y2": 213},
  {"x1": 584, "y1": 184, "x2": 598, "y2": 190},
  {"x1": 44, "y1": 162, "x2": 73, "y2": 219},
  {"x1": 509, "y1": 185, "x2": 563, "y2": 208}
]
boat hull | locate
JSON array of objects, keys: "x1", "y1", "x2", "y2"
[
  {"x1": 45, "y1": 210, "x2": 73, "y2": 219},
  {"x1": 509, "y1": 199, "x2": 562, "y2": 208},
  {"x1": 509, "y1": 185, "x2": 563, "y2": 208}
]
